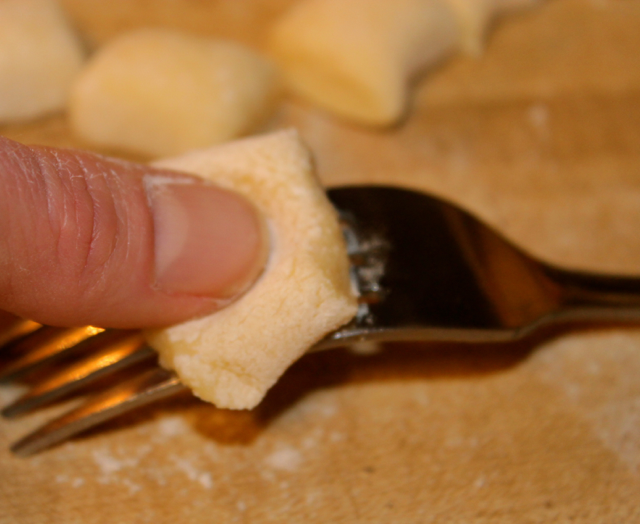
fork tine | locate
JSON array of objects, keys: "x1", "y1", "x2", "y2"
[
  {"x1": 10, "y1": 367, "x2": 187, "y2": 456},
  {"x1": 2, "y1": 333, "x2": 155, "y2": 418},
  {"x1": 0, "y1": 317, "x2": 42, "y2": 347},
  {"x1": 0, "y1": 326, "x2": 106, "y2": 382}
]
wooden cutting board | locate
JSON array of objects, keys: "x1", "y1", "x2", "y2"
[{"x1": 2, "y1": 1, "x2": 640, "y2": 522}]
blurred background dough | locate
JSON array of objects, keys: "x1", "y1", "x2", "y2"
[
  {"x1": 70, "y1": 28, "x2": 280, "y2": 158},
  {"x1": 0, "y1": 0, "x2": 84, "y2": 123}
]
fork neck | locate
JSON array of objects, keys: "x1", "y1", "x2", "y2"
[{"x1": 545, "y1": 266, "x2": 640, "y2": 323}]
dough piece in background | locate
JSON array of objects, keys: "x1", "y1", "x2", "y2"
[
  {"x1": 69, "y1": 28, "x2": 280, "y2": 158},
  {"x1": 146, "y1": 130, "x2": 358, "y2": 410},
  {"x1": 267, "y1": 0, "x2": 459, "y2": 126},
  {"x1": 0, "y1": 0, "x2": 84, "y2": 123},
  {"x1": 446, "y1": 0, "x2": 541, "y2": 55}
]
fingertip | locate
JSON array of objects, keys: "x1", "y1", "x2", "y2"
[{"x1": 147, "y1": 179, "x2": 268, "y2": 299}]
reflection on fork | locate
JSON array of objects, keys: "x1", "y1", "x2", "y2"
[
  {"x1": 4, "y1": 186, "x2": 640, "y2": 456},
  {"x1": 0, "y1": 320, "x2": 186, "y2": 456}
]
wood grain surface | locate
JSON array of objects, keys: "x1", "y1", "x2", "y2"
[{"x1": 2, "y1": 0, "x2": 640, "y2": 522}]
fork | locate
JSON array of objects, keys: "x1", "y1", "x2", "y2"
[{"x1": 3, "y1": 185, "x2": 640, "y2": 456}]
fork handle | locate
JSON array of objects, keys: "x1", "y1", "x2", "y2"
[{"x1": 546, "y1": 266, "x2": 640, "y2": 320}]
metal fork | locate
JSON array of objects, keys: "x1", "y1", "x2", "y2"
[{"x1": 3, "y1": 185, "x2": 640, "y2": 456}]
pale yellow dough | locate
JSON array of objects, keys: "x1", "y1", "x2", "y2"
[
  {"x1": 268, "y1": 0, "x2": 540, "y2": 125},
  {"x1": 446, "y1": 0, "x2": 541, "y2": 55},
  {"x1": 268, "y1": 0, "x2": 459, "y2": 126},
  {"x1": 70, "y1": 28, "x2": 280, "y2": 158},
  {"x1": 0, "y1": 0, "x2": 84, "y2": 122},
  {"x1": 146, "y1": 130, "x2": 358, "y2": 409}
]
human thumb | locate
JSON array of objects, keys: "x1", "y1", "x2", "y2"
[{"x1": 0, "y1": 136, "x2": 267, "y2": 328}]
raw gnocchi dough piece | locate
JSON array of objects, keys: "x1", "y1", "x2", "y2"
[
  {"x1": 446, "y1": 0, "x2": 541, "y2": 55},
  {"x1": 267, "y1": 0, "x2": 459, "y2": 126},
  {"x1": 0, "y1": 0, "x2": 84, "y2": 122},
  {"x1": 69, "y1": 28, "x2": 280, "y2": 158},
  {"x1": 146, "y1": 130, "x2": 358, "y2": 409}
]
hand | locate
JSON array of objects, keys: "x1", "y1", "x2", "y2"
[{"x1": 0, "y1": 137, "x2": 267, "y2": 329}]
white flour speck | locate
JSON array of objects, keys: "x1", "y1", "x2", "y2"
[
  {"x1": 329, "y1": 431, "x2": 344, "y2": 442},
  {"x1": 122, "y1": 478, "x2": 142, "y2": 495},
  {"x1": 265, "y1": 446, "x2": 302, "y2": 472},
  {"x1": 157, "y1": 416, "x2": 188, "y2": 438},
  {"x1": 170, "y1": 455, "x2": 213, "y2": 489},
  {"x1": 92, "y1": 446, "x2": 146, "y2": 485},
  {"x1": 528, "y1": 103, "x2": 550, "y2": 139},
  {"x1": 198, "y1": 472, "x2": 213, "y2": 489},
  {"x1": 72, "y1": 478, "x2": 84, "y2": 488},
  {"x1": 93, "y1": 448, "x2": 126, "y2": 475},
  {"x1": 302, "y1": 435, "x2": 318, "y2": 450},
  {"x1": 260, "y1": 469, "x2": 276, "y2": 482}
]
